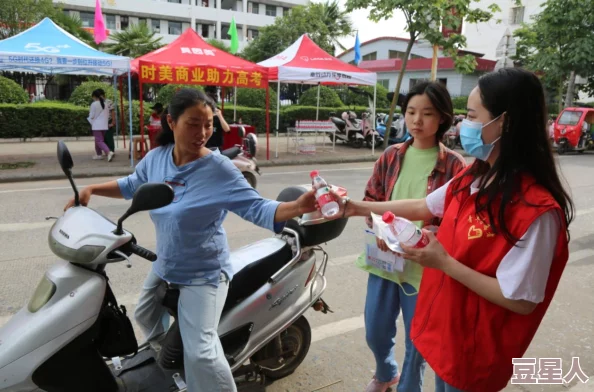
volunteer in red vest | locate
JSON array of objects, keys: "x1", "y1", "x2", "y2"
[{"x1": 335, "y1": 68, "x2": 574, "y2": 392}]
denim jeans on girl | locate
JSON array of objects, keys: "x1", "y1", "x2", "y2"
[{"x1": 365, "y1": 273, "x2": 426, "y2": 392}]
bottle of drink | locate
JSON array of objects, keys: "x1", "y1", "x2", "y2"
[
  {"x1": 310, "y1": 170, "x2": 339, "y2": 217},
  {"x1": 382, "y1": 212, "x2": 429, "y2": 248}
]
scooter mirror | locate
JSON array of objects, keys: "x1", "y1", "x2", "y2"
[
  {"x1": 237, "y1": 126, "x2": 246, "y2": 139},
  {"x1": 129, "y1": 183, "x2": 175, "y2": 214},
  {"x1": 57, "y1": 141, "x2": 80, "y2": 206},
  {"x1": 115, "y1": 183, "x2": 174, "y2": 235},
  {"x1": 57, "y1": 141, "x2": 74, "y2": 175}
]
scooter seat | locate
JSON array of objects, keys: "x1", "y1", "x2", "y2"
[
  {"x1": 222, "y1": 146, "x2": 241, "y2": 160},
  {"x1": 330, "y1": 117, "x2": 345, "y2": 127},
  {"x1": 224, "y1": 238, "x2": 293, "y2": 312}
]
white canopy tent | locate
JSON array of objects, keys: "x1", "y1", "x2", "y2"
[
  {"x1": 0, "y1": 18, "x2": 135, "y2": 165},
  {"x1": 258, "y1": 34, "x2": 378, "y2": 156}
]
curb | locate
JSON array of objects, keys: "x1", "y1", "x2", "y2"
[{"x1": 0, "y1": 155, "x2": 381, "y2": 184}]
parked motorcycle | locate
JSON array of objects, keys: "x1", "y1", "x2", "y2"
[
  {"x1": 329, "y1": 110, "x2": 382, "y2": 149},
  {"x1": 222, "y1": 126, "x2": 260, "y2": 189},
  {"x1": 0, "y1": 141, "x2": 348, "y2": 392},
  {"x1": 376, "y1": 113, "x2": 410, "y2": 145}
]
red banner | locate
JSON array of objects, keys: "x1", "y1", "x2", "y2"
[{"x1": 139, "y1": 64, "x2": 265, "y2": 88}]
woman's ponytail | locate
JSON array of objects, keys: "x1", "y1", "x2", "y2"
[{"x1": 157, "y1": 106, "x2": 175, "y2": 145}]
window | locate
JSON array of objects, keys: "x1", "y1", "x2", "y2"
[
  {"x1": 151, "y1": 19, "x2": 161, "y2": 33},
  {"x1": 266, "y1": 5, "x2": 276, "y2": 16},
  {"x1": 389, "y1": 50, "x2": 406, "y2": 60},
  {"x1": 138, "y1": 18, "x2": 147, "y2": 26},
  {"x1": 283, "y1": 7, "x2": 290, "y2": 16},
  {"x1": 120, "y1": 16, "x2": 129, "y2": 30},
  {"x1": 105, "y1": 15, "x2": 116, "y2": 30},
  {"x1": 168, "y1": 0, "x2": 182, "y2": 3},
  {"x1": 509, "y1": 6, "x2": 525, "y2": 25},
  {"x1": 169, "y1": 21, "x2": 182, "y2": 35},
  {"x1": 79, "y1": 12, "x2": 94, "y2": 28},
  {"x1": 201, "y1": 24, "x2": 209, "y2": 37},
  {"x1": 409, "y1": 78, "x2": 427, "y2": 90},
  {"x1": 438, "y1": 78, "x2": 447, "y2": 86},
  {"x1": 558, "y1": 111, "x2": 582, "y2": 126},
  {"x1": 362, "y1": 52, "x2": 377, "y2": 61},
  {"x1": 411, "y1": 54, "x2": 424, "y2": 60},
  {"x1": 378, "y1": 79, "x2": 390, "y2": 89},
  {"x1": 249, "y1": 2, "x2": 259, "y2": 13}
]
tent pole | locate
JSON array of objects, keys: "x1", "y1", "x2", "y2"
[
  {"x1": 128, "y1": 72, "x2": 134, "y2": 167},
  {"x1": 233, "y1": 86, "x2": 237, "y2": 121},
  {"x1": 139, "y1": 79, "x2": 145, "y2": 158},
  {"x1": 266, "y1": 84, "x2": 270, "y2": 161},
  {"x1": 275, "y1": 81, "x2": 280, "y2": 158},
  {"x1": 112, "y1": 76, "x2": 119, "y2": 149},
  {"x1": 119, "y1": 76, "x2": 126, "y2": 149},
  {"x1": 221, "y1": 86, "x2": 225, "y2": 113},
  {"x1": 372, "y1": 83, "x2": 377, "y2": 156},
  {"x1": 316, "y1": 83, "x2": 320, "y2": 120}
]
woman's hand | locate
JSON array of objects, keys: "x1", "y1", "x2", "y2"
[
  {"x1": 400, "y1": 230, "x2": 453, "y2": 271},
  {"x1": 64, "y1": 186, "x2": 93, "y2": 211},
  {"x1": 295, "y1": 189, "x2": 317, "y2": 215}
]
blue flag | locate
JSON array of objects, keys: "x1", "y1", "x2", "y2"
[{"x1": 354, "y1": 32, "x2": 361, "y2": 65}]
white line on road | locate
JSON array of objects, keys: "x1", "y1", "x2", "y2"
[
  {"x1": 0, "y1": 221, "x2": 53, "y2": 232},
  {"x1": 311, "y1": 315, "x2": 365, "y2": 343}
]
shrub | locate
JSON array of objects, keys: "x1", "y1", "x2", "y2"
[
  {"x1": 298, "y1": 86, "x2": 343, "y2": 107},
  {"x1": 69, "y1": 81, "x2": 117, "y2": 107},
  {"x1": 0, "y1": 76, "x2": 29, "y2": 104},
  {"x1": 156, "y1": 84, "x2": 204, "y2": 106},
  {"x1": 234, "y1": 88, "x2": 278, "y2": 110},
  {"x1": 451, "y1": 96, "x2": 468, "y2": 111}
]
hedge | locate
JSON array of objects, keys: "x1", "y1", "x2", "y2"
[
  {"x1": 0, "y1": 102, "x2": 466, "y2": 139},
  {"x1": 69, "y1": 81, "x2": 119, "y2": 107}
]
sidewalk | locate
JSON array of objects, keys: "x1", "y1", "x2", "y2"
[{"x1": 0, "y1": 136, "x2": 468, "y2": 183}]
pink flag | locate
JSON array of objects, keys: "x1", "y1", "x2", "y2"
[{"x1": 94, "y1": 0, "x2": 108, "y2": 44}]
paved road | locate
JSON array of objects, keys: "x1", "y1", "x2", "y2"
[{"x1": 0, "y1": 157, "x2": 593, "y2": 392}]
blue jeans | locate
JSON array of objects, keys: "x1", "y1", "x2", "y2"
[
  {"x1": 435, "y1": 374, "x2": 465, "y2": 392},
  {"x1": 365, "y1": 274, "x2": 426, "y2": 392},
  {"x1": 134, "y1": 269, "x2": 235, "y2": 392}
]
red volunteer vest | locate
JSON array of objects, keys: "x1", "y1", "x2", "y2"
[{"x1": 410, "y1": 171, "x2": 569, "y2": 392}]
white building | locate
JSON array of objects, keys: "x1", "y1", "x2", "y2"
[
  {"x1": 56, "y1": 0, "x2": 307, "y2": 49},
  {"x1": 462, "y1": 0, "x2": 543, "y2": 60},
  {"x1": 337, "y1": 37, "x2": 495, "y2": 97}
]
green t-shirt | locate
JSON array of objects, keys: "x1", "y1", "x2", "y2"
[{"x1": 356, "y1": 145, "x2": 439, "y2": 295}]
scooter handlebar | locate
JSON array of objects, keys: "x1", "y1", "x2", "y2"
[{"x1": 128, "y1": 243, "x2": 158, "y2": 262}]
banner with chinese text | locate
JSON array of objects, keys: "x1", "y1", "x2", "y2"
[{"x1": 139, "y1": 61, "x2": 267, "y2": 89}]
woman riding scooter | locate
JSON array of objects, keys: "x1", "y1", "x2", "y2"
[{"x1": 64, "y1": 88, "x2": 318, "y2": 392}]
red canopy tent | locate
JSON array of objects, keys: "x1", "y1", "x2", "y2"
[
  {"x1": 257, "y1": 34, "x2": 378, "y2": 157},
  {"x1": 132, "y1": 28, "x2": 271, "y2": 159}
]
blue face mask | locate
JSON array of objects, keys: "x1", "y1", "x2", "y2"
[{"x1": 459, "y1": 116, "x2": 502, "y2": 161}]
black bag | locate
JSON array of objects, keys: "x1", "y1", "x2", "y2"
[{"x1": 95, "y1": 282, "x2": 139, "y2": 358}]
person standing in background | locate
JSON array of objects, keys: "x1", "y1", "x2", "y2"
[
  {"x1": 89, "y1": 89, "x2": 114, "y2": 162},
  {"x1": 97, "y1": 89, "x2": 116, "y2": 156},
  {"x1": 204, "y1": 86, "x2": 231, "y2": 150}
]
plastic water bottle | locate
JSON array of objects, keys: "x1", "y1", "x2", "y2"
[
  {"x1": 310, "y1": 170, "x2": 339, "y2": 217},
  {"x1": 382, "y1": 212, "x2": 429, "y2": 248}
]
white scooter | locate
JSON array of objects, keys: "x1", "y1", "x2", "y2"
[
  {"x1": 223, "y1": 126, "x2": 260, "y2": 189},
  {"x1": 0, "y1": 141, "x2": 348, "y2": 392}
]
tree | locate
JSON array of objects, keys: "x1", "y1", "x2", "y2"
[
  {"x1": 513, "y1": 0, "x2": 594, "y2": 110},
  {"x1": 345, "y1": 0, "x2": 499, "y2": 148},
  {"x1": 207, "y1": 39, "x2": 231, "y2": 53},
  {"x1": 51, "y1": 11, "x2": 96, "y2": 47},
  {"x1": 0, "y1": 0, "x2": 56, "y2": 39},
  {"x1": 241, "y1": 2, "x2": 353, "y2": 63},
  {"x1": 104, "y1": 22, "x2": 164, "y2": 58}
]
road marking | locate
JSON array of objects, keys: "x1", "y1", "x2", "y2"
[
  {"x1": 311, "y1": 315, "x2": 365, "y2": 343},
  {"x1": 0, "y1": 221, "x2": 54, "y2": 232},
  {"x1": 577, "y1": 207, "x2": 594, "y2": 217},
  {"x1": 0, "y1": 166, "x2": 375, "y2": 194},
  {"x1": 568, "y1": 249, "x2": 594, "y2": 264}
]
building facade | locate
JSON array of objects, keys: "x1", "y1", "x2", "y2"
[
  {"x1": 337, "y1": 37, "x2": 495, "y2": 97},
  {"x1": 55, "y1": 0, "x2": 307, "y2": 49}
]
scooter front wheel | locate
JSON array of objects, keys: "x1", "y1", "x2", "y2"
[
  {"x1": 252, "y1": 316, "x2": 311, "y2": 380},
  {"x1": 351, "y1": 139, "x2": 363, "y2": 149}
]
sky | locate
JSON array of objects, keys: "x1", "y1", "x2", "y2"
[{"x1": 332, "y1": 0, "x2": 409, "y2": 54}]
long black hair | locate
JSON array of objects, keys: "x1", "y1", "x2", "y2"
[
  {"x1": 91, "y1": 89, "x2": 105, "y2": 109},
  {"x1": 157, "y1": 88, "x2": 216, "y2": 146},
  {"x1": 402, "y1": 80, "x2": 454, "y2": 142},
  {"x1": 454, "y1": 68, "x2": 574, "y2": 244}
]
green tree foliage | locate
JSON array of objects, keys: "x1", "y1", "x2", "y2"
[
  {"x1": 104, "y1": 22, "x2": 164, "y2": 58},
  {"x1": 241, "y1": 1, "x2": 353, "y2": 63},
  {"x1": 298, "y1": 86, "x2": 344, "y2": 107}
]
